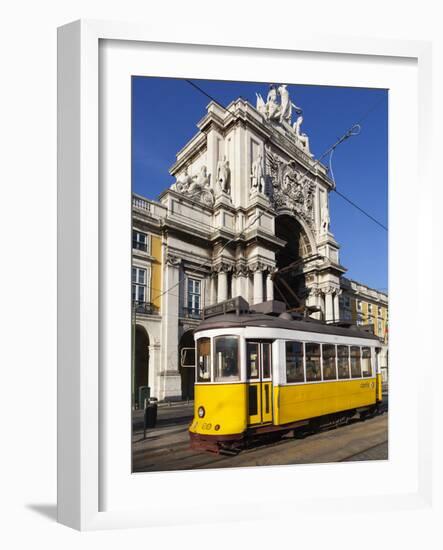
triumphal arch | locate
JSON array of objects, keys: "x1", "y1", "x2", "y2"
[
  {"x1": 164, "y1": 84, "x2": 344, "y2": 316},
  {"x1": 133, "y1": 84, "x2": 347, "y2": 400}
]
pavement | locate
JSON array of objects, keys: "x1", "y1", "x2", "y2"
[{"x1": 132, "y1": 395, "x2": 389, "y2": 472}]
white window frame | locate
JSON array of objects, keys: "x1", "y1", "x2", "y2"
[
  {"x1": 132, "y1": 265, "x2": 151, "y2": 303},
  {"x1": 132, "y1": 229, "x2": 150, "y2": 254},
  {"x1": 186, "y1": 276, "x2": 202, "y2": 315}
]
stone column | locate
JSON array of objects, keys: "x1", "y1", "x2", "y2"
[
  {"x1": 324, "y1": 289, "x2": 334, "y2": 323},
  {"x1": 253, "y1": 269, "x2": 263, "y2": 305},
  {"x1": 231, "y1": 274, "x2": 238, "y2": 298},
  {"x1": 218, "y1": 270, "x2": 228, "y2": 302},
  {"x1": 266, "y1": 272, "x2": 274, "y2": 301},
  {"x1": 160, "y1": 254, "x2": 182, "y2": 400},
  {"x1": 236, "y1": 268, "x2": 248, "y2": 301},
  {"x1": 333, "y1": 290, "x2": 341, "y2": 322},
  {"x1": 148, "y1": 341, "x2": 161, "y2": 398},
  {"x1": 210, "y1": 274, "x2": 217, "y2": 305}
]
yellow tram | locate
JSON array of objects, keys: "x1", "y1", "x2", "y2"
[{"x1": 189, "y1": 299, "x2": 383, "y2": 453}]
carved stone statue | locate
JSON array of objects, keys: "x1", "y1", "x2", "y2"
[
  {"x1": 293, "y1": 115, "x2": 311, "y2": 153},
  {"x1": 256, "y1": 93, "x2": 267, "y2": 117},
  {"x1": 266, "y1": 85, "x2": 280, "y2": 120},
  {"x1": 251, "y1": 152, "x2": 265, "y2": 193},
  {"x1": 172, "y1": 165, "x2": 214, "y2": 206},
  {"x1": 257, "y1": 84, "x2": 310, "y2": 153},
  {"x1": 172, "y1": 169, "x2": 192, "y2": 192},
  {"x1": 216, "y1": 156, "x2": 231, "y2": 194},
  {"x1": 320, "y1": 204, "x2": 330, "y2": 235},
  {"x1": 189, "y1": 165, "x2": 210, "y2": 193},
  {"x1": 278, "y1": 84, "x2": 292, "y2": 123}
]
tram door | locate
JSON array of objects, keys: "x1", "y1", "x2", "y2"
[{"x1": 246, "y1": 341, "x2": 273, "y2": 425}]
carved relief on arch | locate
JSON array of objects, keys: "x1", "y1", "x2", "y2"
[{"x1": 265, "y1": 147, "x2": 316, "y2": 228}]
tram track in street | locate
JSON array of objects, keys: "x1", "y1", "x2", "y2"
[{"x1": 132, "y1": 408, "x2": 388, "y2": 472}]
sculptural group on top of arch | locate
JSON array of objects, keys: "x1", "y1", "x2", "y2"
[{"x1": 256, "y1": 84, "x2": 312, "y2": 156}]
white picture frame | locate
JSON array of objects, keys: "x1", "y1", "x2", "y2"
[{"x1": 58, "y1": 19, "x2": 435, "y2": 531}]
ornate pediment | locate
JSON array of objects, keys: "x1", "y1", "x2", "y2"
[{"x1": 265, "y1": 148, "x2": 315, "y2": 227}]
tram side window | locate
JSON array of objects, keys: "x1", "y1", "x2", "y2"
[
  {"x1": 322, "y1": 344, "x2": 337, "y2": 380},
  {"x1": 286, "y1": 341, "x2": 305, "y2": 383},
  {"x1": 337, "y1": 345, "x2": 350, "y2": 379},
  {"x1": 214, "y1": 336, "x2": 240, "y2": 382},
  {"x1": 350, "y1": 346, "x2": 362, "y2": 378},
  {"x1": 361, "y1": 347, "x2": 372, "y2": 377},
  {"x1": 197, "y1": 338, "x2": 211, "y2": 382},
  {"x1": 305, "y1": 343, "x2": 321, "y2": 382}
]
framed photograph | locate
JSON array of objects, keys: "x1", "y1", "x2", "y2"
[{"x1": 58, "y1": 20, "x2": 434, "y2": 531}]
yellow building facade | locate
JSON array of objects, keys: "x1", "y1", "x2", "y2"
[
  {"x1": 131, "y1": 196, "x2": 164, "y2": 407},
  {"x1": 339, "y1": 277, "x2": 388, "y2": 341},
  {"x1": 339, "y1": 277, "x2": 388, "y2": 383}
]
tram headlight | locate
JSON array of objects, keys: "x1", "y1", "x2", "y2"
[{"x1": 198, "y1": 406, "x2": 205, "y2": 418}]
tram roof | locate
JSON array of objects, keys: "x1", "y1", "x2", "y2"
[{"x1": 194, "y1": 313, "x2": 380, "y2": 342}]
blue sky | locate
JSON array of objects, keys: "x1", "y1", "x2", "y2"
[{"x1": 132, "y1": 77, "x2": 388, "y2": 292}]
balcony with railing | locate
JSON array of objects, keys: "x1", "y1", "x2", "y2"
[
  {"x1": 132, "y1": 195, "x2": 152, "y2": 213},
  {"x1": 132, "y1": 300, "x2": 160, "y2": 315},
  {"x1": 132, "y1": 194, "x2": 167, "y2": 219}
]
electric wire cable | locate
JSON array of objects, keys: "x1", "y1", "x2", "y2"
[{"x1": 329, "y1": 144, "x2": 388, "y2": 232}]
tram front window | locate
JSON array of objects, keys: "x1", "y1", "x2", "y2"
[
  {"x1": 197, "y1": 338, "x2": 211, "y2": 382},
  {"x1": 214, "y1": 336, "x2": 239, "y2": 382}
]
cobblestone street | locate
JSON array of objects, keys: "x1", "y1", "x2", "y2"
[{"x1": 132, "y1": 399, "x2": 388, "y2": 472}]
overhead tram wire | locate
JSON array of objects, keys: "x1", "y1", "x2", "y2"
[
  {"x1": 151, "y1": 82, "x2": 383, "y2": 304},
  {"x1": 328, "y1": 132, "x2": 387, "y2": 232},
  {"x1": 327, "y1": 91, "x2": 388, "y2": 232}
]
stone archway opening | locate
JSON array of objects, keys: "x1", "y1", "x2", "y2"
[
  {"x1": 179, "y1": 330, "x2": 195, "y2": 401},
  {"x1": 274, "y1": 214, "x2": 312, "y2": 309},
  {"x1": 134, "y1": 325, "x2": 150, "y2": 408}
]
